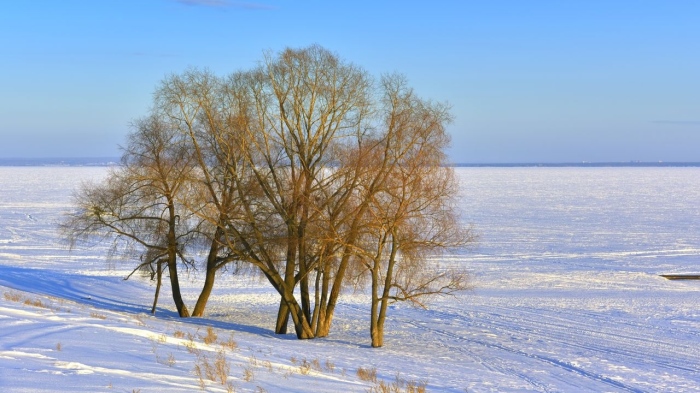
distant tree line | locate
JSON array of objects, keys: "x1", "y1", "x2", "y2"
[{"x1": 61, "y1": 45, "x2": 472, "y2": 347}]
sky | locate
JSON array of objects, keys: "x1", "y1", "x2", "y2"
[{"x1": 1, "y1": 1, "x2": 698, "y2": 163}]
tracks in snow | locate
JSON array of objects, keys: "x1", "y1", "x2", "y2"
[{"x1": 359, "y1": 298, "x2": 700, "y2": 392}]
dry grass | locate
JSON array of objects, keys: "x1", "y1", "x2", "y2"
[
  {"x1": 248, "y1": 354, "x2": 258, "y2": 367},
  {"x1": 167, "y1": 353, "x2": 176, "y2": 367},
  {"x1": 90, "y1": 312, "x2": 107, "y2": 320},
  {"x1": 202, "y1": 326, "x2": 218, "y2": 345},
  {"x1": 183, "y1": 342, "x2": 198, "y2": 354},
  {"x1": 55, "y1": 343, "x2": 62, "y2": 351},
  {"x1": 242, "y1": 366, "x2": 254, "y2": 382},
  {"x1": 366, "y1": 375, "x2": 428, "y2": 393},
  {"x1": 156, "y1": 353, "x2": 176, "y2": 367},
  {"x1": 173, "y1": 330, "x2": 186, "y2": 339},
  {"x1": 23, "y1": 298, "x2": 48, "y2": 308},
  {"x1": 261, "y1": 360, "x2": 272, "y2": 372},
  {"x1": 213, "y1": 351, "x2": 231, "y2": 383},
  {"x1": 3, "y1": 289, "x2": 71, "y2": 312},
  {"x1": 299, "y1": 359, "x2": 311, "y2": 375},
  {"x1": 193, "y1": 349, "x2": 230, "y2": 386},
  {"x1": 183, "y1": 333, "x2": 199, "y2": 354},
  {"x1": 324, "y1": 359, "x2": 335, "y2": 373},
  {"x1": 221, "y1": 334, "x2": 237, "y2": 351},
  {"x1": 3, "y1": 291, "x2": 22, "y2": 302},
  {"x1": 357, "y1": 366, "x2": 378, "y2": 383}
]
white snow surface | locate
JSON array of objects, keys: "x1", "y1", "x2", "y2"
[{"x1": 1, "y1": 166, "x2": 699, "y2": 392}]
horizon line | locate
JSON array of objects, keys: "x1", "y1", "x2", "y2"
[{"x1": 1, "y1": 157, "x2": 700, "y2": 168}]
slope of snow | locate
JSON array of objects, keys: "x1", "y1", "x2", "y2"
[{"x1": 1, "y1": 166, "x2": 699, "y2": 392}]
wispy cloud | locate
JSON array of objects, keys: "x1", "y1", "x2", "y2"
[
  {"x1": 173, "y1": 0, "x2": 276, "y2": 10},
  {"x1": 651, "y1": 120, "x2": 700, "y2": 126}
]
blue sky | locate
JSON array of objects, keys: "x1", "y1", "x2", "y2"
[{"x1": 1, "y1": 0, "x2": 698, "y2": 163}]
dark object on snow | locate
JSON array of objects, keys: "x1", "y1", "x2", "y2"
[{"x1": 660, "y1": 274, "x2": 700, "y2": 280}]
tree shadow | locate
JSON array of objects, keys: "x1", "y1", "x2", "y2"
[
  {"x1": 0, "y1": 265, "x2": 149, "y2": 315},
  {"x1": 0, "y1": 264, "x2": 279, "y2": 339}
]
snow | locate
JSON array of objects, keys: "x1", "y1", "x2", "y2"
[{"x1": 1, "y1": 166, "x2": 699, "y2": 392}]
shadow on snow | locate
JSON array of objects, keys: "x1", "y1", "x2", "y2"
[{"x1": 0, "y1": 264, "x2": 278, "y2": 339}]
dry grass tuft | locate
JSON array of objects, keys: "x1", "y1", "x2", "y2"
[
  {"x1": 248, "y1": 354, "x2": 258, "y2": 367},
  {"x1": 299, "y1": 358, "x2": 311, "y2": 375},
  {"x1": 357, "y1": 366, "x2": 378, "y2": 383},
  {"x1": 366, "y1": 374, "x2": 428, "y2": 393},
  {"x1": 297, "y1": 357, "x2": 323, "y2": 375},
  {"x1": 183, "y1": 333, "x2": 199, "y2": 354},
  {"x1": 156, "y1": 352, "x2": 176, "y2": 367},
  {"x1": 242, "y1": 366, "x2": 254, "y2": 382},
  {"x1": 23, "y1": 298, "x2": 48, "y2": 308},
  {"x1": 193, "y1": 349, "x2": 230, "y2": 386},
  {"x1": 90, "y1": 312, "x2": 107, "y2": 320},
  {"x1": 221, "y1": 334, "x2": 237, "y2": 351},
  {"x1": 202, "y1": 326, "x2": 218, "y2": 345},
  {"x1": 3, "y1": 292, "x2": 22, "y2": 302},
  {"x1": 324, "y1": 358, "x2": 335, "y2": 373},
  {"x1": 167, "y1": 353, "x2": 176, "y2": 367},
  {"x1": 262, "y1": 360, "x2": 273, "y2": 372}
]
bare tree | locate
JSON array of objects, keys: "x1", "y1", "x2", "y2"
[
  {"x1": 61, "y1": 115, "x2": 195, "y2": 317},
  {"x1": 260, "y1": 46, "x2": 374, "y2": 338},
  {"x1": 64, "y1": 46, "x2": 473, "y2": 344},
  {"x1": 153, "y1": 47, "x2": 376, "y2": 338},
  {"x1": 147, "y1": 47, "x2": 472, "y2": 341},
  {"x1": 356, "y1": 74, "x2": 473, "y2": 347},
  {"x1": 152, "y1": 69, "x2": 256, "y2": 318}
]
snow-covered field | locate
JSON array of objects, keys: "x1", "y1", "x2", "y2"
[{"x1": 1, "y1": 166, "x2": 699, "y2": 392}]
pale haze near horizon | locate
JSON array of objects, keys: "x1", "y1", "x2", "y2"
[{"x1": 1, "y1": 1, "x2": 698, "y2": 163}]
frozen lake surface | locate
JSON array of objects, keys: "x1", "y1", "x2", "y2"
[{"x1": 1, "y1": 166, "x2": 699, "y2": 392}]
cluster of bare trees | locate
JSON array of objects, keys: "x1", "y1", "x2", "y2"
[{"x1": 62, "y1": 45, "x2": 472, "y2": 347}]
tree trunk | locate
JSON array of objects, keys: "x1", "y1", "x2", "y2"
[
  {"x1": 311, "y1": 266, "x2": 322, "y2": 333},
  {"x1": 167, "y1": 257, "x2": 190, "y2": 317},
  {"x1": 298, "y1": 251, "x2": 312, "y2": 323},
  {"x1": 288, "y1": 298, "x2": 315, "y2": 339},
  {"x1": 192, "y1": 264, "x2": 216, "y2": 317},
  {"x1": 372, "y1": 235, "x2": 398, "y2": 347},
  {"x1": 167, "y1": 199, "x2": 189, "y2": 318},
  {"x1": 192, "y1": 231, "x2": 222, "y2": 317},
  {"x1": 278, "y1": 289, "x2": 316, "y2": 339},
  {"x1": 275, "y1": 298, "x2": 290, "y2": 334},
  {"x1": 314, "y1": 260, "x2": 332, "y2": 337},
  {"x1": 370, "y1": 309, "x2": 382, "y2": 347},
  {"x1": 315, "y1": 208, "x2": 369, "y2": 337},
  {"x1": 151, "y1": 259, "x2": 163, "y2": 315},
  {"x1": 276, "y1": 224, "x2": 298, "y2": 334},
  {"x1": 315, "y1": 239, "x2": 358, "y2": 337},
  {"x1": 298, "y1": 190, "x2": 312, "y2": 323}
]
